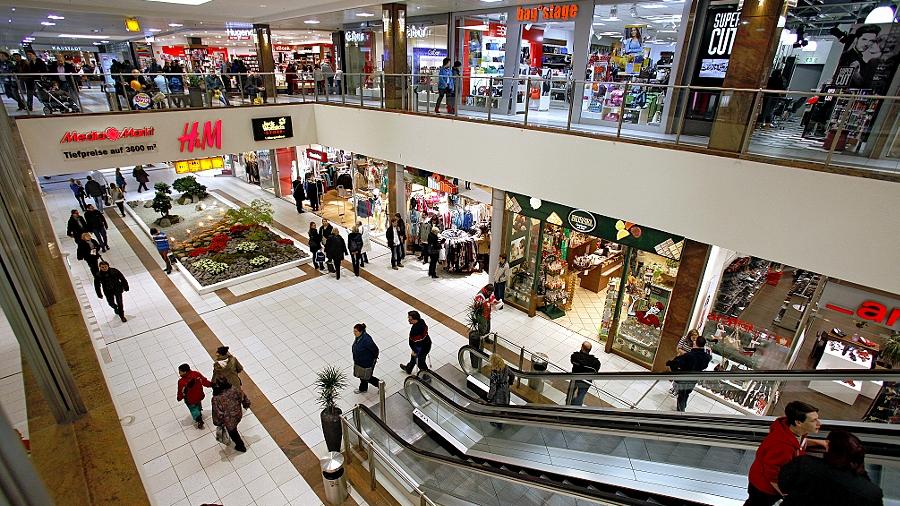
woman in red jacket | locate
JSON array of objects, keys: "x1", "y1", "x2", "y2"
[{"x1": 177, "y1": 364, "x2": 212, "y2": 429}]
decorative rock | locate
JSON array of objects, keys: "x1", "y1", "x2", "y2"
[
  {"x1": 143, "y1": 201, "x2": 154, "y2": 208},
  {"x1": 192, "y1": 194, "x2": 201, "y2": 204},
  {"x1": 159, "y1": 217, "x2": 172, "y2": 227},
  {"x1": 196, "y1": 203, "x2": 206, "y2": 211}
]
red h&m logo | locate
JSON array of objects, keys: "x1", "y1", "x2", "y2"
[
  {"x1": 825, "y1": 300, "x2": 900, "y2": 327},
  {"x1": 178, "y1": 120, "x2": 222, "y2": 153}
]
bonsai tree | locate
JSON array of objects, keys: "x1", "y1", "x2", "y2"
[
  {"x1": 172, "y1": 175, "x2": 208, "y2": 202},
  {"x1": 316, "y1": 366, "x2": 348, "y2": 452},
  {"x1": 225, "y1": 199, "x2": 274, "y2": 226},
  {"x1": 154, "y1": 182, "x2": 172, "y2": 194},
  {"x1": 152, "y1": 185, "x2": 173, "y2": 218}
]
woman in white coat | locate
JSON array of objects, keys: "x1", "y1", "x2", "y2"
[{"x1": 358, "y1": 221, "x2": 372, "y2": 266}]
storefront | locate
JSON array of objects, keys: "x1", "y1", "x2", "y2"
[
  {"x1": 503, "y1": 192, "x2": 687, "y2": 368},
  {"x1": 294, "y1": 144, "x2": 356, "y2": 227}
]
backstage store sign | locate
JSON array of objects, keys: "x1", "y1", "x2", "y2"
[
  {"x1": 251, "y1": 116, "x2": 293, "y2": 141},
  {"x1": 59, "y1": 126, "x2": 157, "y2": 161}
]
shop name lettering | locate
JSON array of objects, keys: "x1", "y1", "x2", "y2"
[
  {"x1": 260, "y1": 117, "x2": 287, "y2": 133},
  {"x1": 825, "y1": 301, "x2": 900, "y2": 327},
  {"x1": 517, "y1": 4, "x2": 579, "y2": 22},
  {"x1": 408, "y1": 25, "x2": 429, "y2": 39},
  {"x1": 707, "y1": 313, "x2": 754, "y2": 332},
  {"x1": 59, "y1": 126, "x2": 155, "y2": 144},
  {"x1": 178, "y1": 120, "x2": 222, "y2": 153},
  {"x1": 346, "y1": 31, "x2": 367, "y2": 44},
  {"x1": 62, "y1": 143, "x2": 157, "y2": 160},
  {"x1": 707, "y1": 11, "x2": 740, "y2": 56}
]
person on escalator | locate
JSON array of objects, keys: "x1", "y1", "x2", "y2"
[
  {"x1": 745, "y1": 400, "x2": 825, "y2": 506},
  {"x1": 665, "y1": 335, "x2": 710, "y2": 412},
  {"x1": 569, "y1": 341, "x2": 601, "y2": 406},
  {"x1": 486, "y1": 353, "x2": 512, "y2": 429}
]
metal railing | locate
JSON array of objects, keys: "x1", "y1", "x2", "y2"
[{"x1": 4, "y1": 71, "x2": 898, "y2": 176}]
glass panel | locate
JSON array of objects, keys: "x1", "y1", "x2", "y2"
[
  {"x1": 504, "y1": 212, "x2": 540, "y2": 310},
  {"x1": 458, "y1": 13, "x2": 508, "y2": 112}
]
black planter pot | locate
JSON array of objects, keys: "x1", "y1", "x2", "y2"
[
  {"x1": 188, "y1": 87, "x2": 204, "y2": 108},
  {"x1": 468, "y1": 331, "x2": 483, "y2": 370},
  {"x1": 321, "y1": 407, "x2": 343, "y2": 452}
]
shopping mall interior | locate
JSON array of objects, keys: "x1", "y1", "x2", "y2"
[{"x1": 0, "y1": 0, "x2": 898, "y2": 504}]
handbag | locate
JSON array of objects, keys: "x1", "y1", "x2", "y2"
[
  {"x1": 215, "y1": 426, "x2": 232, "y2": 446},
  {"x1": 314, "y1": 251, "x2": 326, "y2": 263},
  {"x1": 353, "y1": 364, "x2": 374, "y2": 381}
]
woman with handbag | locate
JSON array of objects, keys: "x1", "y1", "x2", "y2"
[
  {"x1": 308, "y1": 222, "x2": 325, "y2": 271},
  {"x1": 351, "y1": 323, "x2": 380, "y2": 394},
  {"x1": 487, "y1": 353, "x2": 513, "y2": 429},
  {"x1": 211, "y1": 378, "x2": 247, "y2": 453}
]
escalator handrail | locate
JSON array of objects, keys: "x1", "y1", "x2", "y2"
[
  {"x1": 459, "y1": 345, "x2": 900, "y2": 382},
  {"x1": 405, "y1": 371, "x2": 900, "y2": 459},
  {"x1": 345, "y1": 404, "x2": 681, "y2": 506}
]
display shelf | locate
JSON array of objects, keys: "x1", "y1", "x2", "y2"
[{"x1": 809, "y1": 379, "x2": 861, "y2": 406}]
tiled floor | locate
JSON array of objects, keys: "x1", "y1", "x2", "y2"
[
  {"x1": 36, "y1": 166, "x2": 745, "y2": 505},
  {"x1": 552, "y1": 285, "x2": 613, "y2": 341}
]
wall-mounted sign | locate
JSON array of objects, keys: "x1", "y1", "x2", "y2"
[
  {"x1": 306, "y1": 148, "x2": 328, "y2": 162},
  {"x1": 226, "y1": 22, "x2": 253, "y2": 41},
  {"x1": 251, "y1": 116, "x2": 293, "y2": 141},
  {"x1": 516, "y1": 4, "x2": 579, "y2": 22},
  {"x1": 407, "y1": 25, "x2": 430, "y2": 39},
  {"x1": 346, "y1": 31, "x2": 369, "y2": 44},
  {"x1": 567, "y1": 209, "x2": 596, "y2": 233},
  {"x1": 693, "y1": 4, "x2": 741, "y2": 84},
  {"x1": 272, "y1": 44, "x2": 294, "y2": 52},
  {"x1": 822, "y1": 282, "x2": 900, "y2": 331},
  {"x1": 174, "y1": 156, "x2": 225, "y2": 174},
  {"x1": 178, "y1": 120, "x2": 222, "y2": 153},
  {"x1": 131, "y1": 93, "x2": 152, "y2": 110},
  {"x1": 60, "y1": 126, "x2": 155, "y2": 144}
]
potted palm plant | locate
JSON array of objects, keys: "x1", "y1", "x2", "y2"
[
  {"x1": 316, "y1": 366, "x2": 348, "y2": 452},
  {"x1": 467, "y1": 300, "x2": 486, "y2": 369},
  {"x1": 879, "y1": 333, "x2": 900, "y2": 369}
]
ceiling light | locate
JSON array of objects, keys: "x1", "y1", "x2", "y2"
[
  {"x1": 6, "y1": 19, "x2": 10, "y2": 23},
  {"x1": 592, "y1": 22, "x2": 606, "y2": 25},
  {"x1": 865, "y1": 5, "x2": 895, "y2": 24},
  {"x1": 356, "y1": 12, "x2": 375, "y2": 17},
  {"x1": 168, "y1": 23, "x2": 183, "y2": 27},
  {"x1": 777, "y1": 15, "x2": 786, "y2": 28},
  {"x1": 58, "y1": 34, "x2": 108, "y2": 39},
  {"x1": 91, "y1": 29, "x2": 100, "y2": 32},
  {"x1": 481, "y1": 0, "x2": 504, "y2": 3},
  {"x1": 304, "y1": 20, "x2": 321, "y2": 24},
  {"x1": 464, "y1": 24, "x2": 489, "y2": 31},
  {"x1": 146, "y1": 0, "x2": 212, "y2": 4},
  {"x1": 659, "y1": 29, "x2": 678, "y2": 33},
  {"x1": 148, "y1": 28, "x2": 161, "y2": 32},
  {"x1": 10, "y1": 8, "x2": 14, "y2": 11},
  {"x1": 101, "y1": 40, "x2": 110, "y2": 43},
  {"x1": 802, "y1": 40, "x2": 817, "y2": 51},
  {"x1": 47, "y1": 14, "x2": 65, "y2": 20},
  {"x1": 640, "y1": 3, "x2": 667, "y2": 8},
  {"x1": 41, "y1": 21, "x2": 56, "y2": 26}
]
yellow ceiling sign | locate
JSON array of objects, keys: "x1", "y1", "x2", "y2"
[
  {"x1": 174, "y1": 156, "x2": 223, "y2": 174},
  {"x1": 124, "y1": 17, "x2": 141, "y2": 32}
]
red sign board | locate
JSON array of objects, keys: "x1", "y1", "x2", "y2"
[
  {"x1": 826, "y1": 301, "x2": 900, "y2": 328},
  {"x1": 178, "y1": 120, "x2": 222, "y2": 153},
  {"x1": 60, "y1": 126, "x2": 155, "y2": 144},
  {"x1": 306, "y1": 148, "x2": 328, "y2": 162},
  {"x1": 517, "y1": 4, "x2": 579, "y2": 22},
  {"x1": 707, "y1": 313, "x2": 754, "y2": 332}
]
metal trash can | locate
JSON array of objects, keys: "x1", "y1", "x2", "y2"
[
  {"x1": 528, "y1": 353, "x2": 549, "y2": 393},
  {"x1": 321, "y1": 451, "x2": 349, "y2": 505}
]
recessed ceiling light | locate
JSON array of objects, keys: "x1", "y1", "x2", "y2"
[
  {"x1": 356, "y1": 12, "x2": 375, "y2": 17},
  {"x1": 481, "y1": 0, "x2": 503, "y2": 3},
  {"x1": 10, "y1": 8, "x2": 14, "y2": 11},
  {"x1": 91, "y1": 29, "x2": 100, "y2": 32},
  {"x1": 7, "y1": 19, "x2": 10, "y2": 23},
  {"x1": 168, "y1": 23, "x2": 183, "y2": 27},
  {"x1": 304, "y1": 20, "x2": 320, "y2": 24},
  {"x1": 59, "y1": 34, "x2": 108, "y2": 39},
  {"x1": 47, "y1": 14, "x2": 65, "y2": 20},
  {"x1": 41, "y1": 21, "x2": 56, "y2": 26}
]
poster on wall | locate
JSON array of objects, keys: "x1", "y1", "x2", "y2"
[
  {"x1": 693, "y1": 3, "x2": 741, "y2": 85},
  {"x1": 833, "y1": 23, "x2": 900, "y2": 93}
]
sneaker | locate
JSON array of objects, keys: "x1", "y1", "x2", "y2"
[
  {"x1": 353, "y1": 389, "x2": 366, "y2": 394},
  {"x1": 119, "y1": 314, "x2": 127, "y2": 322}
]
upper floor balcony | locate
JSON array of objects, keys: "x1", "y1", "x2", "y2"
[{"x1": 6, "y1": 71, "x2": 899, "y2": 181}]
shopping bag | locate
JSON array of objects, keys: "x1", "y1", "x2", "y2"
[{"x1": 215, "y1": 426, "x2": 232, "y2": 446}]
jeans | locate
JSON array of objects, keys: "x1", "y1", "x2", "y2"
[
  {"x1": 435, "y1": 88, "x2": 452, "y2": 112},
  {"x1": 390, "y1": 244, "x2": 403, "y2": 268},
  {"x1": 404, "y1": 343, "x2": 431, "y2": 374},
  {"x1": 351, "y1": 253, "x2": 361, "y2": 276},
  {"x1": 186, "y1": 402, "x2": 202, "y2": 422},
  {"x1": 74, "y1": 194, "x2": 86, "y2": 211},
  {"x1": 92, "y1": 195, "x2": 105, "y2": 212},
  {"x1": 570, "y1": 381, "x2": 590, "y2": 406},
  {"x1": 105, "y1": 291, "x2": 124, "y2": 316},
  {"x1": 330, "y1": 257, "x2": 342, "y2": 279},
  {"x1": 675, "y1": 382, "x2": 694, "y2": 412},
  {"x1": 115, "y1": 201, "x2": 125, "y2": 216},
  {"x1": 137, "y1": 181, "x2": 149, "y2": 192},
  {"x1": 93, "y1": 227, "x2": 108, "y2": 250},
  {"x1": 743, "y1": 483, "x2": 780, "y2": 506},
  {"x1": 294, "y1": 199, "x2": 303, "y2": 213},
  {"x1": 494, "y1": 281, "x2": 506, "y2": 301},
  {"x1": 358, "y1": 375, "x2": 380, "y2": 392}
]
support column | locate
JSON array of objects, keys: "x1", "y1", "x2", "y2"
[
  {"x1": 488, "y1": 189, "x2": 505, "y2": 282},
  {"x1": 568, "y1": 0, "x2": 594, "y2": 125},
  {"x1": 651, "y1": 240, "x2": 711, "y2": 372},
  {"x1": 388, "y1": 162, "x2": 407, "y2": 225},
  {"x1": 381, "y1": 3, "x2": 408, "y2": 110},
  {"x1": 254, "y1": 24, "x2": 277, "y2": 103},
  {"x1": 707, "y1": 0, "x2": 787, "y2": 152}
]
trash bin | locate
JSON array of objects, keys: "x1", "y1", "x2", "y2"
[
  {"x1": 321, "y1": 451, "x2": 349, "y2": 505},
  {"x1": 528, "y1": 353, "x2": 548, "y2": 393}
]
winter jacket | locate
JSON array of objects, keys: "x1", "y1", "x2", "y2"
[
  {"x1": 95, "y1": 267, "x2": 129, "y2": 297},
  {"x1": 386, "y1": 225, "x2": 405, "y2": 247},
  {"x1": 84, "y1": 179, "x2": 104, "y2": 197},
  {"x1": 666, "y1": 347, "x2": 710, "y2": 389},
  {"x1": 571, "y1": 351, "x2": 601, "y2": 374},
  {"x1": 132, "y1": 167, "x2": 150, "y2": 183},
  {"x1": 177, "y1": 370, "x2": 211, "y2": 406},
  {"x1": 495, "y1": 261, "x2": 511, "y2": 284},
  {"x1": 748, "y1": 417, "x2": 807, "y2": 496},
  {"x1": 308, "y1": 228, "x2": 322, "y2": 252},
  {"x1": 115, "y1": 171, "x2": 126, "y2": 188},
  {"x1": 487, "y1": 365, "x2": 512, "y2": 406},
  {"x1": 779, "y1": 454, "x2": 883, "y2": 506},
  {"x1": 69, "y1": 182, "x2": 85, "y2": 197},
  {"x1": 67, "y1": 216, "x2": 87, "y2": 238},
  {"x1": 211, "y1": 383, "x2": 243, "y2": 431},
  {"x1": 76, "y1": 238, "x2": 99, "y2": 262},
  {"x1": 426, "y1": 231, "x2": 439, "y2": 256},
  {"x1": 321, "y1": 223, "x2": 334, "y2": 240},
  {"x1": 352, "y1": 332, "x2": 379, "y2": 369},
  {"x1": 292, "y1": 180, "x2": 305, "y2": 201},
  {"x1": 408, "y1": 320, "x2": 431, "y2": 355},
  {"x1": 438, "y1": 66, "x2": 453, "y2": 91},
  {"x1": 347, "y1": 232, "x2": 363, "y2": 254},
  {"x1": 325, "y1": 234, "x2": 348, "y2": 260},
  {"x1": 109, "y1": 187, "x2": 124, "y2": 203},
  {"x1": 212, "y1": 354, "x2": 243, "y2": 388},
  {"x1": 84, "y1": 209, "x2": 107, "y2": 230}
]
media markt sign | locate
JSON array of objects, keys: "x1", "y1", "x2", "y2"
[
  {"x1": 568, "y1": 209, "x2": 596, "y2": 233},
  {"x1": 58, "y1": 126, "x2": 158, "y2": 161}
]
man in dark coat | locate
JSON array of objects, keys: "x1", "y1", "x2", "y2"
[
  {"x1": 324, "y1": 229, "x2": 348, "y2": 279},
  {"x1": 84, "y1": 204, "x2": 109, "y2": 252},
  {"x1": 66, "y1": 209, "x2": 87, "y2": 243},
  {"x1": 666, "y1": 335, "x2": 711, "y2": 412},
  {"x1": 569, "y1": 341, "x2": 601, "y2": 405},
  {"x1": 94, "y1": 261, "x2": 129, "y2": 322},
  {"x1": 402, "y1": 311, "x2": 431, "y2": 374},
  {"x1": 84, "y1": 175, "x2": 105, "y2": 211},
  {"x1": 306, "y1": 179, "x2": 320, "y2": 211},
  {"x1": 291, "y1": 179, "x2": 305, "y2": 214},
  {"x1": 386, "y1": 217, "x2": 406, "y2": 270}
]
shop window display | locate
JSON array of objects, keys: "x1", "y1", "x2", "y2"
[
  {"x1": 353, "y1": 155, "x2": 389, "y2": 240},
  {"x1": 504, "y1": 212, "x2": 541, "y2": 310},
  {"x1": 518, "y1": 22, "x2": 576, "y2": 113},
  {"x1": 300, "y1": 145, "x2": 356, "y2": 228},
  {"x1": 457, "y1": 13, "x2": 508, "y2": 110}
]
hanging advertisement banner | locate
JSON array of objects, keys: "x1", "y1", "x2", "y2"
[{"x1": 692, "y1": 3, "x2": 741, "y2": 86}]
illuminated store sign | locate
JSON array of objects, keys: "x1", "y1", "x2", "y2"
[
  {"x1": 178, "y1": 120, "x2": 222, "y2": 153},
  {"x1": 251, "y1": 116, "x2": 293, "y2": 141},
  {"x1": 60, "y1": 126, "x2": 155, "y2": 144},
  {"x1": 517, "y1": 4, "x2": 579, "y2": 22},
  {"x1": 175, "y1": 156, "x2": 224, "y2": 174}
]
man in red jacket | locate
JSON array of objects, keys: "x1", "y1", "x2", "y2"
[
  {"x1": 745, "y1": 400, "x2": 826, "y2": 505},
  {"x1": 177, "y1": 364, "x2": 212, "y2": 429}
]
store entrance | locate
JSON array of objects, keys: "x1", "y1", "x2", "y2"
[
  {"x1": 518, "y1": 21, "x2": 576, "y2": 121},
  {"x1": 457, "y1": 12, "x2": 509, "y2": 113}
]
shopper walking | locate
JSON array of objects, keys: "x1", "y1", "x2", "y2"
[
  {"x1": 84, "y1": 204, "x2": 109, "y2": 252},
  {"x1": 149, "y1": 228, "x2": 173, "y2": 274},
  {"x1": 84, "y1": 176, "x2": 106, "y2": 212},
  {"x1": 386, "y1": 217, "x2": 405, "y2": 270},
  {"x1": 325, "y1": 228, "x2": 348, "y2": 279},
  {"x1": 66, "y1": 209, "x2": 87, "y2": 243},
  {"x1": 212, "y1": 346, "x2": 244, "y2": 389},
  {"x1": 435, "y1": 58, "x2": 453, "y2": 114},
  {"x1": 94, "y1": 261, "x2": 129, "y2": 322},
  {"x1": 665, "y1": 335, "x2": 710, "y2": 412},
  {"x1": 211, "y1": 378, "x2": 248, "y2": 453},
  {"x1": 68, "y1": 178, "x2": 87, "y2": 211},
  {"x1": 320, "y1": 219, "x2": 334, "y2": 241},
  {"x1": 778, "y1": 430, "x2": 882, "y2": 506},
  {"x1": 358, "y1": 221, "x2": 371, "y2": 266},
  {"x1": 745, "y1": 400, "x2": 825, "y2": 506},
  {"x1": 401, "y1": 311, "x2": 431, "y2": 374},
  {"x1": 669, "y1": 329, "x2": 701, "y2": 397},
  {"x1": 108, "y1": 183, "x2": 126, "y2": 217},
  {"x1": 348, "y1": 226, "x2": 363, "y2": 277},
  {"x1": 291, "y1": 178, "x2": 305, "y2": 213},
  {"x1": 487, "y1": 353, "x2": 512, "y2": 428},
  {"x1": 569, "y1": 341, "x2": 601, "y2": 406},
  {"x1": 308, "y1": 222, "x2": 325, "y2": 271},
  {"x1": 494, "y1": 254, "x2": 511, "y2": 308},
  {"x1": 133, "y1": 165, "x2": 150, "y2": 193},
  {"x1": 76, "y1": 232, "x2": 101, "y2": 276},
  {"x1": 115, "y1": 168, "x2": 127, "y2": 193},
  {"x1": 351, "y1": 323, "x2": 380, "y2": 394},
  {"x1": 176, "y1": 364, "x2": 212, "y2": 429}
]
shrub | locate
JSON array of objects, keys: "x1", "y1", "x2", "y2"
[
  {"x1": 208, "y1": 234, "x2": 230, "y2": 252},
  {"x1": 154, "y1": 182, "x2": 171, "y2": 194},
  {"x1": 235, "y1": 241, "x2": 258, "y2": 253},
  {"x1": 172, "y1": 176, "x2": 208, "y2": 199},
  {"x1": 249, "y1": 255, "x2": 270, "y2": 267},
  {"x1": 152, "y1": 191, "x2": 172, "y2": 217},
  {"x1": 192, "y1": 258, "x2": 228, "y2": 274},
  {"x1": 225, "y1": 199, "x2": 274, "y2": 227}
]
